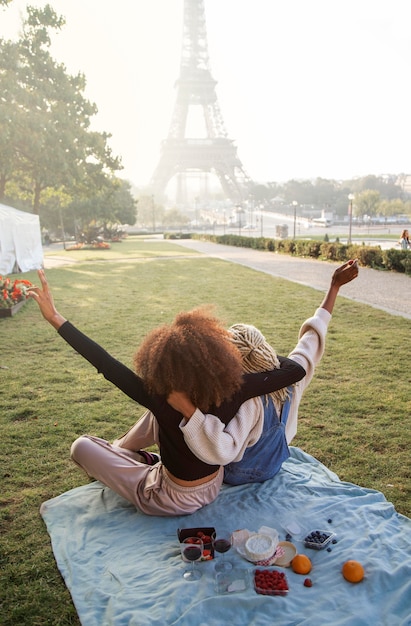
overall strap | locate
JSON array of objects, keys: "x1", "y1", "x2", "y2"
[{"x1": 279, "y1": 386, "x2": 294, "y2": 426}]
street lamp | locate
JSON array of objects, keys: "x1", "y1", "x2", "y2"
[
  {"x1": 348, "y1": 194, "x2": 354, "y2": 245},
  {"x1": 151, "y1": 195, "x2": 156, "y2": 233},
  {"x1": 292, "y1": 201, "x2": 298, "y2": 239},
  {"x1": 194, "y1": 196, "x2": 199, "y2": 229},
  {"x1": 237, "y1": 205, "x2": 242, "y2": 236}
]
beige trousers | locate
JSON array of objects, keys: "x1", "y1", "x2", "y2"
[{"x1": 70, "y1": 411, "x2": 223, "y2": 517}]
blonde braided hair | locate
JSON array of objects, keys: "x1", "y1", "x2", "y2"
[{"x1": 229, "y1": 323, "x2": 289, "y2": 405}]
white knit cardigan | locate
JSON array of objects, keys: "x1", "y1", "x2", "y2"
[{"x1": 180, "y1": 307, "x2": 331, "y2": 465}]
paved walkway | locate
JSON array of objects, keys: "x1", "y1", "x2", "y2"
[
  {"x1": 43, "y1": 240, "x2": 411, "y2": 320},
  {"x1": 170, "y1": 239, "x2": 411, "y2": 320}
]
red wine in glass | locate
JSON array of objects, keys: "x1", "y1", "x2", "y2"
[
  {"x1": 214, "y1": 539, "x2": 231, "y2": 554},
  {"x1": 184, "y1": 545, "x2": 202, "y2": 561},
  {"x1": 213, "y1": 535, "x2": 233, "y2": 572},
  {"x1": 180, "y1": 537, "x2": 203, "y2": 581}
]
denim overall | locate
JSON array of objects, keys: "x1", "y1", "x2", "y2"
[{"x1": 223, "y1": 387, "x2": 293, "y2": 486}]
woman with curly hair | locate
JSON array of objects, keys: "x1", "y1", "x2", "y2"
[
  {"x1": 133, "y1": 306, "x2": 244, "y2": 410},
  {"x1": 28, "y1": 270, "x2": 305, "y2": 516}
]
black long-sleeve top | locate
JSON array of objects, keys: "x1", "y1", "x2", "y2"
[{"x1": 59, "y1": 321, "x2": 306, "y2": 480}]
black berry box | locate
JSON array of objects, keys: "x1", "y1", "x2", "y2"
[{"x1": 177, "y1": 527, "x2": 216, "y2": 560}]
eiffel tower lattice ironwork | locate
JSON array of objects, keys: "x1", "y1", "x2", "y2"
[{"x1": 149, "y1": 0, "x2": 253, "y2": 205}]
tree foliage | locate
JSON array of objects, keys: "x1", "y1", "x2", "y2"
[
  {"x1": 354, "y1": 189, "x2": 381, "y2": 217},
  {"x1": 136, "y1": 195, "x2": 165, "y2": 231},
  {"x1": 0, "y1": 4, "x2": 124, "y2": 221},
  {"x1": 248, "y1": 175, "x2": 410, "y2": 219},
  {"x1": 162, "y1": 207, "x2": 190, "y2": 229}
]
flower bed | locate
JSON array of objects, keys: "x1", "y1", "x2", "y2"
[
  {"x1": 66, "y1": 241, "x2": 111, "y2": 251},
  {"x1": 0, "y1": 275, "x2": 33, "y2": 316}
]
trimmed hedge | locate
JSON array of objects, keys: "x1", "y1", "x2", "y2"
[{"x1": 191, "y1": 233, "x2": 411, "y2": 275}]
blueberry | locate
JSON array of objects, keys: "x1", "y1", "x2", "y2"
[
  {"x1": 327, "y1": 547, "x2": 332, "y2": 552},
  {"x1": 332, "y1": 539, "x2": 338, "y2": 544},
  {"x1": 327, "y1": 518, "x2": 333, "y2": 524},
  {"x1": 285, "y1": 533, "x2": 292, "y2": 541}
]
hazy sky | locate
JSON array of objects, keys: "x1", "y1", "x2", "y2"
[{"x1": 2, "y1": 0, "x2": 411, "y2": 187}]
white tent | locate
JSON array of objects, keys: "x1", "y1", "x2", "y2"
[{"x1": 0, "y1": 203, "x2": 43, "y2": 275}]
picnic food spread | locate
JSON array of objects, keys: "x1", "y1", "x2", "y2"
[{"x1": 177, "y1": 519, "x2": 365, "y2": 595}]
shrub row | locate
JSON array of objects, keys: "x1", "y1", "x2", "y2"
[{"x1": 189, "y1": 234, "x2": 411, "y2": 274}]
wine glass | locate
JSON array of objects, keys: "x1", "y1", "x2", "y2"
[
  {"x1": 212, "y1": 534, "x2": 233, "y2": 572},
  {"x1": 180, "y1": 537, "x2": 203, "y2": 581}
]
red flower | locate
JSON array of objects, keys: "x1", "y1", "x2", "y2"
[{"x1": 0, "y1": 276, "x2": 33, "y2": 308}]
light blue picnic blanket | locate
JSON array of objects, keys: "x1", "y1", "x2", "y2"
[{"x1": 40, "y1": 447, "x2": 411, "y2": 626}]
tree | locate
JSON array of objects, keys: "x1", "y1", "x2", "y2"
[
  {"x1": 136, "y1": 195, "x2": 165, "y2": 231},
  {"x1": 63, "y1": 177, "x2": 137, "y2": 238},
  {"x1": 282, "y1": 179, "x2": 316, "y2": 206},
  {"x1": 0, "y1": 39, "x2": 21, "y2": 199},
  {"x1": 163, "y1": 208, "x2": 190, "y2": 230},
  {"x1": 248, "y1": 183, "x2": 275, "y2": 204},
  {"x1": 378, "y1": 198, "x2": 406, "y2": 217},
  {"x1": 354, "y1": 190, "x2": 381, "y2": 218},
  {"x1": 0, "y1": 5, "x2": 122, "y2": 213}
]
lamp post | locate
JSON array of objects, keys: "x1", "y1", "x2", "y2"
[
  {"x1": 151, "y1": 195, "x2": 156, "y2": 233},
  {"x1": 237, "y1": 206, "x2": 242, "y2": 236},
  {"x1": 292, "y1": 201, "x2": 298, "y2": 239},
  {"x1": 194, "y1": 196, "x2": 199, "y2": 229},
  {"x1": 347, "y1": 194, "x2": 354, "y2": 245}
]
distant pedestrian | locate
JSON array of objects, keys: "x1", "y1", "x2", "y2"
[{"x1": 399, "y1": 229, "x2": 410, "y2": 250}]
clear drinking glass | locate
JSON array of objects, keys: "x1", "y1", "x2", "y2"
[
  {"x1": 180, "y1": 537, "x2": 203, "y2": 581},
  {"x1": 212, "y1": 534, "x2": 233, "y2": 572}
]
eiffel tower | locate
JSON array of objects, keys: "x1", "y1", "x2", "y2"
[{"x1": 149, "y1": 0, "x2": 253, "y2": 206}]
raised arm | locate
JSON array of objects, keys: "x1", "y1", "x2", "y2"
[
  {"x1": 28, "y1": 270, "x2": 155, "y2": 409},
  {"x1": 288, "y1": 259, "x2": 359, "y2": 374}
]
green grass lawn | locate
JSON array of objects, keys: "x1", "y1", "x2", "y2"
[
  {"x1": 42, "y1": 235, "x2": 199, "y2": 262},
  {"x1": 1, "y1": 243, "x2": 410, "y2": 624}
]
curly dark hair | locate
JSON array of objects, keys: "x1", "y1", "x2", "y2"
[{"x1": 133, "y1": 306, "x2": 243, "y2": 409}]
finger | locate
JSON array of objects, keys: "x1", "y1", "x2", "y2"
[
  {"x1": 38, "y1": 269, "x2": 48, "y2": 286},
  {"x1": 27, "y1": 288, "x2": 39, "y2": 300}
]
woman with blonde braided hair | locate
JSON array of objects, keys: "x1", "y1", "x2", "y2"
[
  {"x1": 175, "y1": 259, "x2": 359, "y2": 485},
  {"x1": 229, "y1": 323, "x2": 290, "y2": 405}
]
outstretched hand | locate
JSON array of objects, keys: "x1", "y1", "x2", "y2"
[
  {"x1": 331, "y1": 259, "x2": 359, "y2": 288},
  {"x1": 27, "y1": 270, "x2": 66, "y2": 329},
  {"x1": 320, "y1": 260, "x2": 359, "y2": 314}
]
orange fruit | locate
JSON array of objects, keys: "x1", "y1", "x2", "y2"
[
  {"x1": 291, "y1": 554, "x2": 312, "y2": 575},
  {"x1": 342, "y1": 560, "x2": 365, "y2": 583}
]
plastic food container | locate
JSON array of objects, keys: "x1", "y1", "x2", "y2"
[
  {"x1": 177, "y1": 527, "x2": 216, "y2": 560},
  {"x1": 215, "y1": 569, "x2": 249, "y2": 594},
  {"x1": 253, "y1": 568, "x2": 289, "y2": 596},
  {"x1": 304, "y1": 529, "x2": 335, "y2": 550}
]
